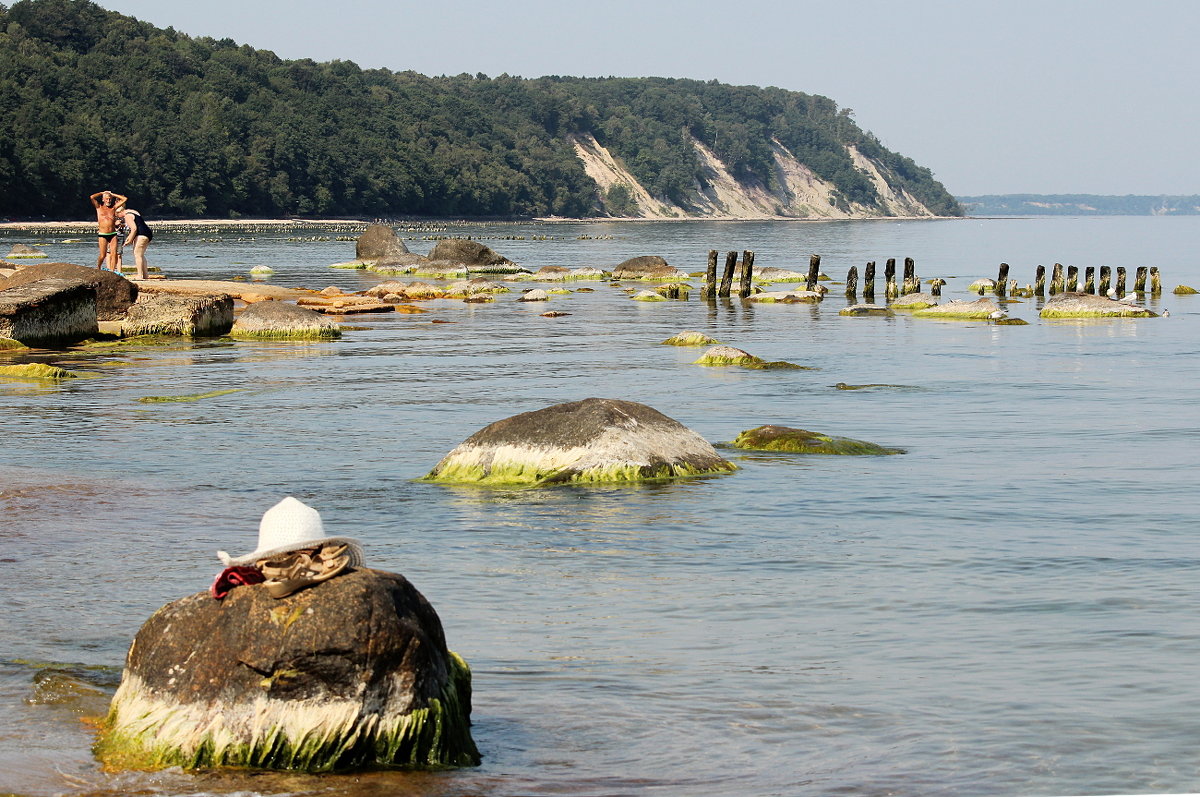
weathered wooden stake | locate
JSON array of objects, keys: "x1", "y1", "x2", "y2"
[
  {"x1": 1115, "y1": 267, "x2": 1127, "y2": 298},
  {"x1": 863, "y1": 261, "x2": 876, "y2": 300},
  {"x1": 1084, "y1": 266, "x2": 1096, "y2": 294},
  {"x1": 845, "y1": 266, "x2": 858, "y2": 299},
  {"x1": 718, "y1": 251, "x2": 737, "y2": 298},
  {"x1": 738, "y1": 251, "x2": 755, "y2": 298},
  {"x1": 1034, "y1": 265, "x2": 1046, "y2": 296},
  {"x1": 704, "y1": 250, "x2": 718, "y2": 299},
  {"x1": 1134, "y1": 266, "x2": 1148, "y2": 293},
  {"x1": 1050, "y1": 263, "x2": 1064, "y2": 294},
  {"x1": 1066, "y1": 265, "x2": 1079, "y2": 292},
  {"x1": 902, "y1": 257, "x2": 918, "y2": 294},
  {"x1": 996, "y1": 263, "x2": 1010, "y2": 297},
  {"x1": 930, "y1": 278, "x2": 945, "y2": 297},
  {"x1": 1099, "y1": 266, "x2": 1112, "y2": 296},
  {"x1": 1150, "y1": 267, "x2": 1162, "y2": 295},
  {"x1": 884, "y1": 258, "x2": 897, "y2": 299},
  {"x1": 805, "y1": 254, "x2": 821, "y2": 292}
]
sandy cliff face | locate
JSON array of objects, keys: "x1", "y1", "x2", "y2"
[{"x1": 568, "y1": 133, "x2": 941, "y2": 219}]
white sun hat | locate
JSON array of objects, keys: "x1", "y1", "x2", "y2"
[{"x1": 217, "y1": 497, "x2": 364, "y2": 568}]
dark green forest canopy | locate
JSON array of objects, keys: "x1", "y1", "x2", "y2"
[{"x1": 0, "y1": 0, "x2": 961, "y2": 219}]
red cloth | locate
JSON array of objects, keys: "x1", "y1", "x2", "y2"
[{"x1": 211, "y1": 566, "x2": 266, "y2": 600}]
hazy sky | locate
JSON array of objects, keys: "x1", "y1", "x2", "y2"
[{"x1": 94, "y1": 0, "x2": 1199, "y2": 196}]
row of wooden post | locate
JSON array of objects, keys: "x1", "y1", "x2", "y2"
[
  {"x1": 1023, "y1": 263, "x2": 1160, "y2": 297},
  {"x1": 704, "y1": 250, "x2": 757, "y2": 299}
]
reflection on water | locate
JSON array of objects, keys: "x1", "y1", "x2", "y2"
[{"x1": 1, "y1": 218, "x2": 1200, "y2": 796}]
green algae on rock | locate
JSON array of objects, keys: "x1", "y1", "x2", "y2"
[
  {"x1": 748, "y1": 290, "x2": 822, "y2": 303},
  {"x1": 912, "y1": 298, "x2": 1001, "y2": 320},
  {"x1": 1039, "y1": 292, "x2": 1156, "y2": 318},
  {"x1": 731, "y1": 425, "x2": 904, "y2": 455},
  {"x1": 421, "y1": 397, "x2": 736, "y2": 486},
  {"x1": 95, "y1": 569, "x2": 480, "y2": 772},
  {"x1": 0, "y1": 363, "x2": 78, "y2": 380},
  {"x1": 889, "y1": 292, "x2": 938, "y2": 309},
  {"x1": 0, "y1": 336, "x2": 27, "y2": 349},
  {"x1": 661, "y1": 330, "x2": 721, "y2": 346},
  {"x1": 839, "y1": 304, "x2": 892, "y2": 316},
  {"x1": 231, "y1": 300, "x2": 341, "y2": 340},
  {"x1": 138, "y1": 388, "x2": 242, "y2": 403},
  {"x1": 692, "y1": 346, "x2": 809, "y2": 370},
  {"x1": 1173, "y1": 285, "x2": 1198, "y2": 295},
  {"x1": 631, "y1": 290, "x2": 667, "y2": 302}
]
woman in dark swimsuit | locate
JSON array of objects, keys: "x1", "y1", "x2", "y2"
[{"x1": 121, "y1": 208, "x2": 153, "y2": 280}]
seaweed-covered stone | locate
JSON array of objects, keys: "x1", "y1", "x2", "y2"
[
  {"x1": 661, "y1": 330, "x2": 721, "y2": 346},
  {"x1": 355, "y1": 224, "x2": 413, "y2": 265},
  {"x1": 117, "y1": 293, "x2": 234, "y2": 337},
  {"x1": 231, "y1": 300, "x2": 341, "y2": 340},
  {"x1": 422, "y1": 397, "x2": 736, "y2": 486},
  {"x1": 747, "y1": 290, "x2": 822, "y2": 303},
  {"x1": 731, "y1": 425, "x2": 904, "y2": 455},
  {"x1": 692, "y1": 345, "x2": 806, "y2": 370},
  {"x1": 890, "y1": 292, "x2": 937, "y2": 309},
  {"x1": 0, "y1": 262, "x2": 136, "y2": 320},
  {"x1": 533, "y1": 266, "x2": 606, "y2": 281},
  {"x1": 612, "y1": 256, "x2": 687, "y2": 281},
  {"x1": 0, "y1": 278, "x2": 98, "y2": 344},
  {"x1": 518, "y1": 289, "x2": 550, "y2": 302},
  {"x1": 444, "y1": 279, "x2": 510, "y2": 298},
  {"x1": 753, "y1": 267, "x2": 806, "y2": 283},
  {"x1": 912, "y1": 298, "x2": 1001, "y2": 319},
  {"x1": 969, "y1": 278, "x2": 997, "y2": 293},
  {"x1": 94, "y1": 568, "x2": 479, "y2": 772},
  {"x1": 0, "y1": 363, "x2": 78, "y2": 380},
  {"x1": 631, "y1": 290, "x2": 666, "y2": 302},
  {"x1": 5, "y1": 244, "x2": 47, "y2": 258},
  {"x1": 839, "y1": 304, "x2": 893, "y2": 316},
  {"x1": 1039, "y1": 292, "x2": 1156, "y2": 318},
  {"x1": 1173, "y1": 285, "x2": 1198, "y2": 295},
  {"x1": 427, "y1": 239, "x2": 521, "y2": 273}
]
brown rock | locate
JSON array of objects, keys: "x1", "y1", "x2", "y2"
[{"x1": 0, "y1": 262, "x2": 135, "y2": 320}]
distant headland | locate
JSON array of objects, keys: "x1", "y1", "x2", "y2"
[{"x1": 958, "y1": 194, "x2": 1200, "y2": 216}]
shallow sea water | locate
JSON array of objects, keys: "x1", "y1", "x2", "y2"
[{"x1": 1, "y1": 217, "x2": 1199, "y2": 797}]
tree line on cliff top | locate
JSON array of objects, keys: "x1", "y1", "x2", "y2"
[{"x1": 0, "y1": 0, "x2": 962, "y2": 219}]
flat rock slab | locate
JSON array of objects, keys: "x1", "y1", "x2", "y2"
[
  {"x1": 423, "y1": 397, "x2": 737, "y2": 486},
  {"x1": 889, "y1": 292, "x2": 937, "y2": 309},
  {"x1": 0, "y1": 278, "x2": 98, "y2": 344},
  {"x1": 912, "y1": 298, "x2": 1000, "y2": 319},
  {"x1": 138, "y1": 280, "x2": 314, "y2": 302},
  {"x1": 116, "y1": 293, "x2": 235, "y2": 337},
  {"x1": 0, "y1": 262, "x2": 136, "y2": 320},
  {"x1": 1040, "y1": 292, "x2": 1156, "y2": 318}
]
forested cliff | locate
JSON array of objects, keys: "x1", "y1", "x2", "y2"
[{"x1": 0, "y1": 0, "x2": 962, "y2": 220}]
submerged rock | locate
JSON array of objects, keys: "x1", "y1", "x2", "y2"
[
  {"x1": 6, "y1": 244, "x2": 47, "y2": 258},
  {"x1": 0, "y1": 262, "x2": 136, "y2": 320},
  {"x1": 631, "y1": 290, "x2": 666, "y2": 302},
  {"x1": 661, "y1": 330, "x2": 721, "y2": 346},
  {"x1": 422, "y1": 397, "x2": 736, "y2": 486},
  {"x1": 692, "y1": 345, "x2": 808, "y2": 370},
  {"x1": 0, "y1": 363, "x2": 78, "y2": 380},
  {"x1": 1039, "y1": 292, "x2": 1156, "y2": 318},
  {"x1": 0, "y1": 277, "x2": 98, "y2": 345},
  {"x1": 748, "y1": 290, "x2": 822, "y2": 303},
  {"x1": 231, "y1": 300, "x2": 341, "y2": 340},
  {"x1": 839, "y1": 304, "x2": 893, "y2": 316},
  {"x1": 731, "y1": 425, "x2": 904, "y2": 455},
  {"x1": 889, "y1": 292, "x2": 937, "y2": 309},
  {"x1": 912, "y1": 298, "x2": 1001, "y2": 320},
  {"x1": 1173, "y1": 285, "x2": 1198, "y2": 295},
  {"x1": 95, "y1": 568, "x2": 480, "y2": 772}
]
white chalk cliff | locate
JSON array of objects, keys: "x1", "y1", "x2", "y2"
[{"x1": 570, "y1": 133, "x2": 940, "y2": 220}]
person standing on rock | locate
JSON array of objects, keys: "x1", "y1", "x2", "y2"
[
  {"x1": 89, "y1": 189, "x2": 127, "y2": 272},
  {"x1": 120, "y1": 207, "x2": 153, "y2": 280}
]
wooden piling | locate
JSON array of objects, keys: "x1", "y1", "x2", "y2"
[
  {"x1": 738, "y1": 251, "x2": 755, "y2": 298},
  {"x1": 845, "y1": 266, "x2": 858, "y2": 299},
  {"x1": 1099, "y1": 266, "x2": 1111, "y2": 296},
  {"x1": 718, "y1": 251, "x2": 737, "y2": 298},
  {"x1": 930, "y1": 278, "x2": 945, "y2": 297},
  {"x1": 1134, "y1": 266, "x2": 1148, "y2": 294},
  {"x1": 1084, "y1": 266, "x2": 1095, "y2": 294},
  {"x1": 1035, "y1": 265, "x2": 1046, "y2": 296},
  {"x1": 996, "y1": 263, "x2": 1010, "y2": 297},
  {"x1": 1066, "y1": 266, "x2": 1079, "y2": 292},
  {"x1": 806, "y1": 254, "x2": 821, "y2": 292},
  {"x1": 863, "y1": 261, "x2": 876, "y2": 300},
  {"x1": 1116, "y1": 267, "x2": 1127, "y2": 298},
  {"x1": 704, "y1": 250, "x2": 718, "y2": 299},
  {"x1": 1150, "y1": 267, "x2": 1162, "y2": 295},
  {"x1": 902, "y1": 257, "x2": 918, "y2": 295},
  {"x1": 884, "y1": 258, "x2": 897, "y2": 299},
  {"x1": 1050, "y1": 263, "x2": 1064, "y2": 295}
]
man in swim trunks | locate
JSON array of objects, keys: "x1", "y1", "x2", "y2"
[{"x1": 90, "y1": 190, "x2": 127, "y2": 271}]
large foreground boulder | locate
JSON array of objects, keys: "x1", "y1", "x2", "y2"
[
  {"x1": 231, "y1": 300, "x2": 341, "y2": 340},
  {"x1": 113, "y1": 292, "x2": 234, "y2": 337},
  {"x1": 94, "y1": 568, "x2": 480, "y2": 772},
  {"x1": 0, "y1": 278, "x2": 97, "y2": 344},
  {"x1": 422, "y1": 397, "x2": 737, "y2": 486},
  {"x1": 355, "y1": 224, "x2": 411, "y2": 263},
  {"x1": 0, "y1": 262, "x2": 136, "y2": 320},
  {"x1": 1039, "y1": 292, "x2": 1156, "y2": 318}
]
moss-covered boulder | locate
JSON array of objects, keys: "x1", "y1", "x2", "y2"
[
  {"x1": 890, "y1": 292, "x2": 937, "y2": 309},
  {"x1": 422, "y1": 397, "x2": 736, "y2": 486},
  {"x1": 839, "y1": 304, "x2": 893, "y2": 316},
  {"x1": 753, "y1": 267, "x2": 807, "y2": 283},
  {"x1": 94, "y1": 568, "x2": 479, "y2": 772},
  {"x1": 692, "y1": 345, "x2": 807, "y2": 369},
  {"x1": 115, "y1": 293, "x2": 234, "y2": 337},
  {"x1": 1173, "y1": 285, "x2": 1197, "y2": 295},
  {"x1": 661, "y1": 330, "x2": 721, "y2": 346},
  {"x1": 731, "y1": 425, "x2": 904, "y2": 455},
  {"x1": 0, "y1": 262, "x2": 136, "y2": 320},
  {"x1": 912, "y1": 298, "x2": 1001, "y2": 320},
  {"x1": 231, "y1": 300, "x2": 341, "y2": 340},
  {"x1": 427, "y1": 239, "x2": 523, "y2": 274},
  {"x1": 1039, "y1": 292, "x2": 1156, "y2": 318},
  {"x1": 631, "y1": 290, "x2": 667, "y2": 302},
  {"x1": 444, "y1": 279, "x2": 510, "y2": 299},
  {"x1": 612, "y1": 255, "x2": 687, "y2": 281},
  {"x1": 0, "y1": 363, "x2": 78, "y2": 380},
  {"x1": 969, "y1": 278, "x2": 997, "y2": 294}
]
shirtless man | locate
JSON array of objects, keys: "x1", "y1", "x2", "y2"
[{"x1": 89, "y1": 190, "x2": 127, "y2": 271}]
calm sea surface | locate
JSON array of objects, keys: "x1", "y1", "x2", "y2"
[{"x1": 1, "y1": 217, "x2": 1198, "y2": 797}]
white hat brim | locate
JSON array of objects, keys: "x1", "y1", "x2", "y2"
[{"x1": 218, "y1": 536, "x2": 364, "y2": 568}]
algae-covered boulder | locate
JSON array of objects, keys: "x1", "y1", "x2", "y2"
[
  {"x1": 422, "y1": 397, "x2": 736, "y2": 486},
  {"x1": 747, "y1": 290, "x2": 822, "y2": 303},
  {"x1": 355, "y1": 224, "x2": 413, "y2": 265},
  {"x1": 969, "y1": 278, "x2": 997, "y2": 293},
  {"x1": 612, "y1": 255, "x2": 687, "y2": 281},
  {"x1": 95, "y1": 568, "x2": 480, "y2": 772},
  {"x1": 661, "y1": 330, "x2": 721, "y2": 346},
  {"x1": 753, "y1": 267, "x2": 807, "y2": 283},
  {"x1": 231, "y1": 300, "x2": 341, "y2": 340},
  {"x1": 0, "y1": 262, "x2": 136, "y2": 320},
  {"x1": 116, "y1": 293, "x2": 234, "y2": 337},
  {"x1": 912, "y1": 298, "x2": 1000, "y2": 320},
  {"x1": 890, "y1": 292, "x2": 937, "y2": 309},
  {"x1": 517, "y1": 289, "x2": 550, "y2": 302},
  {"x1": 692, "y1": 345, "x2": 807, "y2": 370},
  {"x1": 731, "y1": 425, "x2": 904, "y2": 455},
  {"x1": 1040, "y1": 292, "x2": 1156, "y2": 318},
  {"x1": 1173, "y1": 285, "x2": 1198, "y2": 295},
  {"x1": 839, "y1": 304, "x2": 892, "y2": 316},
  {"x1": 631, "y1": 290, "x2": 666, "y2": 302},
  {"x1": 0, "y1": 363, "x2": 78, "y2": 380},
  {"x1": 427, "y1": 239, "x2": 522, "y2": 273}
]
